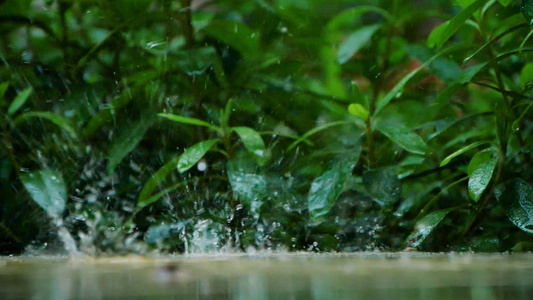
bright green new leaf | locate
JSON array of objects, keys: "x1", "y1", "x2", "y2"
[
  {"x1": 337, "y1": 24, "x2": 380, "y2": 64},
  {"x1": 13, "y1": 111, "x2": 78, "y2": 138},
  {"x1": 435, "y1": 0, "x2": 487, "y2": 48},
  {"x1": 376, "y1": 122, "x2": 428, "y2": 155},
  {"x1": 232, "y1": 126, "x2": 268, "y2": 166},
  {"x1": 158, "y1": 113, "x2": 221, "y2": 132},
  {"x1": 107, "y1": 119, "x2": 152, "y2": 174},
  {"x1": 20, "y1": 169, "x2": 67, "y2": 218},
  {"x1": 495, "y1": 178, "x2": 533, "y2": 234},
  {"x1": 7, "y1": 87, "x2": 33, "y2": 116},
  {"x1": 177, "y1": 139, "x2": 219, "y2": 173},
  {"x1": 440, "y1": 141, "x2": 492, "y2": 167},
  {"x1": 348, "y1": 103, "x2": 369, "y2": 121},
  {"x1": 468, "y1": 155, "x2": 497, "y2": 202},
  {"x1": 405, "y1": 207, "x2": 457, "y2": 248},
  {"x1": 308, "y1": 151, "x2": 360, "y2": 224}
]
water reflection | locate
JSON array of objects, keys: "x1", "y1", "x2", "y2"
[{"x1": 1, "y1": 254, "x2": 533, "y2": 299}]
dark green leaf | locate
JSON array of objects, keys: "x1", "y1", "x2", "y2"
[
  {"x1": 232, "y1": 126, "x2": 268, "y2": 166},
  {"x1": 13, "y1": 111, "x2": 78, "y2": 138},
  {"x1": 376, "y1": 121, "x2": 428, "y2": 155},
  {"x1": 137, "y1": 155, "x2": 181, "y2": 212},
  {"x1": 337, "y1": 24, "x2": 380, "y2": 64},
  {"x1": 20, "y1": 169, "x2": 66, "y2": 218},
  {"x1": 405, "y1": 207, "x2": 457, "y2": 248},
  {"x1": 308, "y1": 150, "x2": 361, "y2": 223},
  {"x1": 435, "y1": 0, "x2": 487, "y2": 48},
  {"x1": 107, "y1": 119, "x2": 152, "y2": 174},
  {"x1": 522, "y1": 0, "x2": 533, "y2": 25},
  {"x1": 204, "y1": 20, "x2": 259, "y2": 56},
  {"x1": 227, "y1": 153, "x2": 268, "y2": 215},
  {"x1": 174, "y1": 47, "x2": 217, "y2": 76},
  {"x1": 350, "y1": 81, "x2": 369, "y2": 107},
  {"x1": 495, "y1": 178, "x2": 533, "y2": 234},
  {"x1": 178, "y1": 139, "x2": 219, "y2": 173},
  {"x1": 363, "y1": 168, "x2": 401, "y2": 209},
  {"x1": 7, "y1": 87, "x2": 32, "y2": 116}
]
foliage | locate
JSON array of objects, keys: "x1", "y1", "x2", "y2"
[{"x1": 1, "y1": 0, "x2": 533, "y2": 255}]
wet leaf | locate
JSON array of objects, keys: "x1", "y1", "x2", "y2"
[
  {"x1": 440, "y1": 141, "x2": 492, "y2": 167},
  {"x1": 467, "y1": 149, "x2": 494, "y2": 176},
  {"x1": 232, "y1": 126, "x2": 268, "y2": 166},
  {"x1": 7, "y1": 87, "x2": 32, "y2": 116},
  {"x1": 376, "y1": 121, "x2": 428, "y2": 155},
  {"x1": 137, "y1": 155, "x2": 181, "y2": 213},
  {"x1": 363, "y1": 168, "x2": 401, "y2": 209},
  {"x1": 227, "y1": 153, "x2": 268, "y2": 216},
  {"x1": 178, "y1": 139, "x2": 219, "y2": 173},
  {"x1": 495, "y1": 178, "x2": 533, "y2": 234},
  {"x1": 434, "y1": 0, "x2": 487, "y2": 48},
  {"x1": 308, "y1": 151, "x2": 361, "y2": 224},
  {"x1": 158, "y1": 113, "x2": 220, "y2": 132},
  {"x1": 174, "y1": 47, "x2": 217, "y2": 76},
  {"x1": 337, "y1": 24, "x2": 380, "y2": 64},
  {"x1": 287, "y1": 121, "x2": 352, "y2": 151},
  {"x1": 20, "y1": 169, "x2": 66, "y2": 218},
  {"x1": 468, "y1": 154, "x2": 497, "y2": 202},
  {"x1": 405, "y1": 207, "x2": 457, "y2": 248},
  {"x1": 107, "y1": 118, "x2": 152, "y2": 174}
]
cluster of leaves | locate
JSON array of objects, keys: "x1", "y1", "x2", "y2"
[{"x1": 1, "y1": 0, "x2": 533, "y2": 254}]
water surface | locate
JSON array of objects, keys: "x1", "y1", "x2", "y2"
[{"x1": 1, "y1": 253, "x2": 533, "y2": 299}]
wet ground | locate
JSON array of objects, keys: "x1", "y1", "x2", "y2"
[{"x1": 1, "y1": 253, "x2": 533, "y2": 299}]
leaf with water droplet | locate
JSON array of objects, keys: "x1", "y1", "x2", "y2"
[
  {"x1": 404, "y1": 207, "x2": 457, "y2": 248},
  {"x1": 376, "y1": 121, "x2": 428, "y2": 155},
  {"x1": 20, "y1": 169, "x2": 66, "y2": 218},
  {"x1": 178, "y1": 139, "x2": 219, "y2": 173},
  {"x1": 227, "y1": 152, "x2": 268, "y2": 216},
  {"x1": 337, "y1": 24, "x2": 380, "y2": 64},
  {"x1": 308, "y1": 150, "x2": 361, "y2": 224},
  {"x1": 496, "y1": 178, "x2": 533, "y2": 234},
  {"x1": 232, "y1": 126, "x2": 268, "y2": 166},
  {"x1": 363, "y1": 168, "x2": 401, "y2": 209},
  {"x1": 7, "y1": 87, "x2": 32, "y2": 116},
  {"x1": 468, "y1": 153, "x2": 497, "y2": 202}
]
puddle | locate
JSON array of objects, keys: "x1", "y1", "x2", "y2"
[{"x1": 1, "y1": 253, "x2": 533, "y2": 299}]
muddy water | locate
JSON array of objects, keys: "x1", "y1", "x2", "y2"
[{"x1": 1, "y1": 253, "x2": 533, "y2": 299}]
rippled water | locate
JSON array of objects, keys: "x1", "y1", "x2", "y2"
[{"x1": 1, "y1": 253, "x2": 533, "y2": 299}]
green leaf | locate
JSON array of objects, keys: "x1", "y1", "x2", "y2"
[
  {"x1": 457, "y1": 0, "x2": 476, "y2": 7},
  {"x1": 19, "y1": 169, "x2": 66, "y2": 218},
  {"x1": 337, "y1": 24, "x2": 380, "y2": 64},
  {"x1": 520, "y1": 63, "x2": 533, "y2": 90},
  {"x1": 136, "y1": 182, "x2": 187, "y2": 215},
  {"x1": 512, "y1": 103, "x2": 533, "y2": 132},
  {"x1": 522, "y1": 0, "x2": 533, "y2": 25},
  {"x1": 326, "y1": 6, "x2": 390, "y2": 32},
  {"x1": 0, "y1": 81, "x2": 9, "y2": 102},
  {"x1": 13, "y1": 111, "x2": 78, "y2": 138},
  {"x1": 227, "y1": 152, "x2": 268, "y2": 216},
  {"x1": 495, "y1": 178, "x2": 533, "y2": 234},
  {"x1": 440, "y1": 141, "x2": 492, "y2": 167},
  {"x1": 376, "y1": 121, "x2": 428, "y2": 155},
  {"x1": 158, "y1": 113, "x2": 221, "y2": 132},
  {"x1": 375, "y1": 46, "x2": 456, "y2": 116},
  {"x1": 7, "y1": 87, "x2": 33, "y2": 116},
  {"x1": 177, "y1": 139, "x2": 219, "y2": 173},
  {"x1": 427, "y1": 21, "x2": 449, "y2": 48},
  {"x1": 467, "y1": 149, "x2": 494, "y2": 176},
  {"x1": 137, "y1": 155, "x2": 181, "y2": 212},
  {"x1": 107, "y1": 118, "x2": 152, "y2": 174},
  {"x1": 363, "y1": 168, "x2": 402, "y2": 209},
  {"x1": 348, "y1": 103, "x2": 369, "y2": 121},
  {"x1": 468, "y1": 154, "x2": 497, "y2": 202},
  {"x1": 232, "y1": 126, "x2": 268, "y2": 166},
  {"x1": 174, "y1": 47, "x2": 217, "y2": 76},
  {"x1": 287, "y1": 121, "x2": 352, "y2": 151},
  {"x1": 435, "y1": 0, "x2": 487, "y2": 48},
  {"x1": 203, "y1": 20, "x2": 259, "y2": 56},
  {"x1": 405, "y1": 207, "x2": 457, "y2": 248},
  {"x1": 308, "y1": 151, "x2": 361, "y2": 223},
  {"x1": 350, "y1": 81, "x2": 369, "y2": 107}
]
